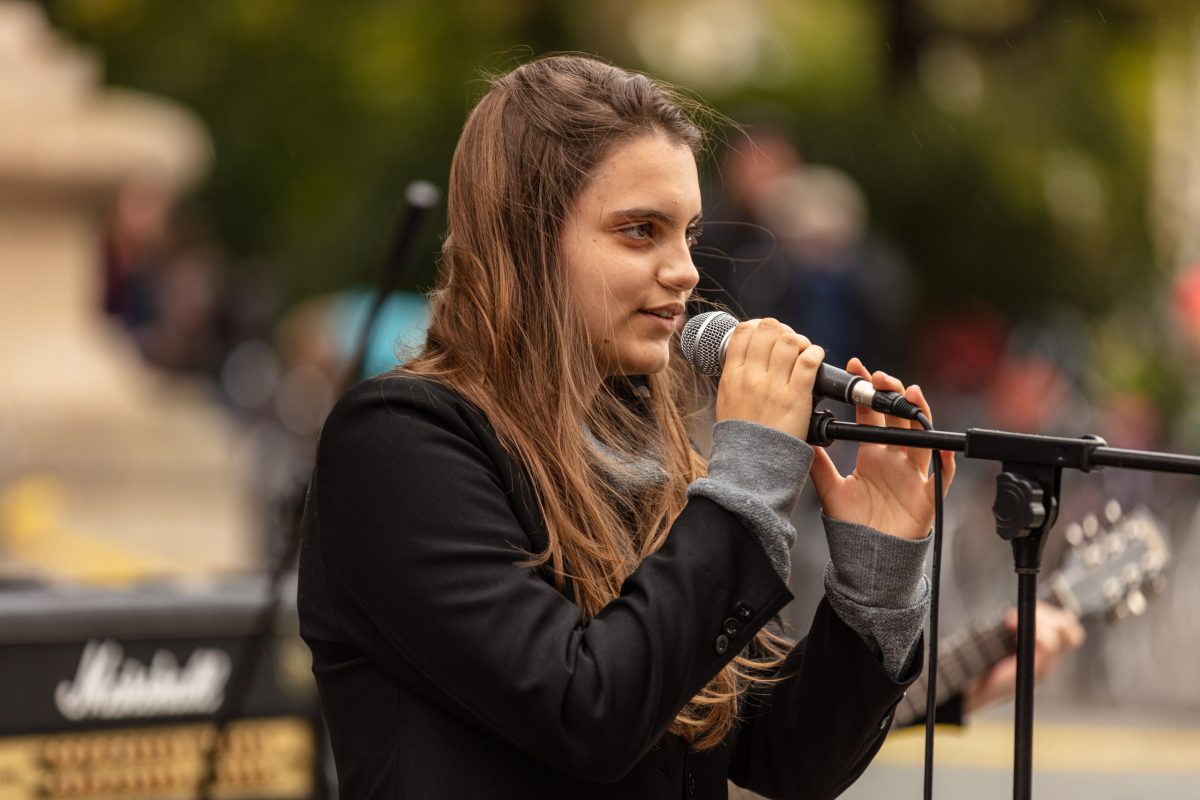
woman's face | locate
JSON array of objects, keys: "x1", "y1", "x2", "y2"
[{"x1": 560, "y1": 133, "x2": 702, "y2": 377}]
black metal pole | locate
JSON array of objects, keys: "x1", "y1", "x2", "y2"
[
  {"x1": 1091, "y1": 446, "x2": 1200, "y2": 474},
  {"x1": 342, "y1": 181, "x2": 440, "y2": 391},
  {"x1": 815, "y1": 419, "x2": 965, "y2": 451},
  {"x1": 1013, "y1": 570, "x2": 1039, "y2": 800}
]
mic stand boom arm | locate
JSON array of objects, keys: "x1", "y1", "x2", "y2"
[
  {"x1": 807, "y1": 411, "x2": 1200, "y2": 800},
  {"x1": 808, "y1": 412, "x2": 1200, "y2": 475}
]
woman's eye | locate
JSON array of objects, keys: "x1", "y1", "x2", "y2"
[
  {"x1": 687, "y1": 225, "x2": 703, "y2": 247},
  {"x1": 621, "y1": 222, "x2": 653, "y2": 241}
]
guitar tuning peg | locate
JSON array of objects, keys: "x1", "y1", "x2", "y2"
[
  {"x1": 1108, "y1": 535, "x2": 1128, "y2": 556},
  {"x1": 1082, "y1": 513, "x2": 1100, "y2": 539},
  {"x1": 1103, "y1": 577, "x2": 1123, "y2": 604},
  {"x1": 1065, "y1": 522, "x2": 1084, "y2": 547},
  {"x1": 1104, "y1": 499, "x2": 1122, "y2": 525},
  {"x1": 1125, "y1": 588, "x2": 1148, "y2": 616}
]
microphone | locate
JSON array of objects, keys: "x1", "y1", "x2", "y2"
[{"x1": 680, "y1": 311, "x2": 924, "y2": 421}]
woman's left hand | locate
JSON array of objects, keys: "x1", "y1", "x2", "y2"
[{"x1": 808, "y1": 358, "x2": 956, "y2": 541}]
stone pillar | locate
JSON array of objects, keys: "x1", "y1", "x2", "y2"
[{"x1": 0, "y1": 2, "x2": 260, "y2": 579}]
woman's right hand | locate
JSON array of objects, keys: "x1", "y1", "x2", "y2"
[{"x1": 713, "y1": 318, "x2": 825, "y2": 442}]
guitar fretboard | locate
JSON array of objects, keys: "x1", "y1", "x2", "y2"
[{"x1": 895, "y1": 605, "x2": 1021, "y2": 726}]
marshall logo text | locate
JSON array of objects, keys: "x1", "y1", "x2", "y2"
[{"x1": 54, "y1": 639, "x2": 232, "y2": 721}]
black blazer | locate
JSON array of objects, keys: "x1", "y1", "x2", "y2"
[{"x1": 297, "y1": 375, "x2": 918, "y2": 799}]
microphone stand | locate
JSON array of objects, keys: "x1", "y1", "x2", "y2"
[
  {"x1": 341, "y1": 180, "x2": 440, "y2": 392},
  {"x1": 807, "y1": 412, "x2": 1200, "y2": 800}
]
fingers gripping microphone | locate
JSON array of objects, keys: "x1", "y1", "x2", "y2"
[{"x1": 680, "y1": 311, "x2": 924, "y2": 421}]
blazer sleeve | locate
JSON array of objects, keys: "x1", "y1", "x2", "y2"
[
  {"x1": 727, "y1": 601, "x2": 923, "y2": 800},
  {"x1": 303, "y1": 377, "x2": 793, "y2": 783}
]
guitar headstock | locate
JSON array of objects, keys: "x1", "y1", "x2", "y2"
[{"x1": 1049, "y1": 500, "x2": 1171, "y2": 623}]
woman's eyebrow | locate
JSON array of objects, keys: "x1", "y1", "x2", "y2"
[{"x1": 608, "y1": 208, "x2": 704, "y2": 226}]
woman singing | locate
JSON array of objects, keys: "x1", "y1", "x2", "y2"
[{"x1": 298, "y1": 54, "x2": 955, "y2": 799}]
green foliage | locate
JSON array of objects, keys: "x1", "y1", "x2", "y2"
[{"x1": 42, "y1": 0, "x2": 578, "y2": 303}]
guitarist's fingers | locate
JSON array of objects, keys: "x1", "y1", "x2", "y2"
[
  {"x1": 962, "y1": 656, "x2": 1017, "y2": 715},
  {"x1": 1007, "y1": 604, "x2": 1085, "y2": 681},
  {"x1": 1004, "y1": 604, "x2": 1085, "y2": 646},
  {"x1": 1040, "y1": 603, "x2": 1086, "y2": 649}
]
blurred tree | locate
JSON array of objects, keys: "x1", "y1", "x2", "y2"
[{"x1": 39, "y1": 0, "x2": 579, "y2": 304}]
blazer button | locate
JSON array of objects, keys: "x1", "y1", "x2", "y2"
[
  {"x1": 734, "y1": 600, "x2": 754, "y2": 620},
  {"x1": 722, "y1": 617, "x2": 740, "y2": 636},
  {"x1": 714, "y1": 634, "x2": 730, "y2": 654}
]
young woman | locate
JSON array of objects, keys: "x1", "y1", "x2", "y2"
[{"x1": 297, "y1": 54, "x2": 955, "y2": 799}]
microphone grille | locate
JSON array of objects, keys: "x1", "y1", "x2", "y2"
[{"x1": 680, "y1": 311, "x2": 737, "y2": 376}]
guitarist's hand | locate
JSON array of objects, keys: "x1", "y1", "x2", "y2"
[{"x1": 963, "y1": 603, "x2": 1085, "y2": 715}]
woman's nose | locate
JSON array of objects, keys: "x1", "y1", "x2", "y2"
[{"x1": 658, "y1": 245, "x2": 700, "y2": 293}]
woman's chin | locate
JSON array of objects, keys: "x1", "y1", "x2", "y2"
[{"x1": 606, "y1": 346, "x2": 671, "y2": 377}]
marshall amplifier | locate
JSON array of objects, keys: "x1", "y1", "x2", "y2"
[{"x1": 0, "y1": 576, "x2": 326, "y2": 799}]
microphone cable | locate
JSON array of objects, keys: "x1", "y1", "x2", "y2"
[{"x1": 916, "y1": 410, "x2": 944, "y2": 800}]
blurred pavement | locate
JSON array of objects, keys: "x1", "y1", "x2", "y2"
[{"x1": 842, "y1": 699, "x2": 1200, "y2": 800}]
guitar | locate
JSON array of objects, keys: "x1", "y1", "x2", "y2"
[{"x1": 894, "y1": 502, "x2": 1170, "y2": 727}]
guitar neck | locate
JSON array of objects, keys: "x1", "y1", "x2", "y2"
[
  {"x1": 894, "y1": 592, "x2": 1054, "y2": 727},
  {"x1": 892, "y1": 508, "x2": 1168, "y2": 728}
]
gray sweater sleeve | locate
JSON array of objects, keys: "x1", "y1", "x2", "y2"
[
  {"x1": 823, "y1": 516, "x2": 931, "y2": 678},
  {"x1": 686, "y1": 420, "x2": 810, "y2": 582},
  {"x1": 685, "y1": 419, "x2": 930, "y2": 678}
]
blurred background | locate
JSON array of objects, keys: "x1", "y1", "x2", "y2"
[{"x1": 2, "y1": 0, "x2": 1200, "y2": 797}]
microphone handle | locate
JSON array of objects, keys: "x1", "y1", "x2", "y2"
[
  {"x1": 815, "y1": 363, "x2": 861, "y2": 405},
  {"x1": 817, "y1": 364, "x2": 924, "y2": 421},
  {"x1": 714, "y1": 321, "x2": 923, "y2": 420}
]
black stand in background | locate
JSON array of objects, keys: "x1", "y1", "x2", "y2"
[
  {"x1": 341, "y1": 180, "x2": 440, "y2": 393},
  {"x1": 196, "y1": 484, "x2": 310, "y2": 800},
  {"x1": 808, "y1": 416, "x2": 1200, "y2": 800},
  {"x1": 195, "y1": 181, "x2": 440, "y2": 800}
]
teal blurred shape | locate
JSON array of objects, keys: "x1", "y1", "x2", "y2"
[{"x1": 330, "y1": 288, "x2": 430, "y2": 378}]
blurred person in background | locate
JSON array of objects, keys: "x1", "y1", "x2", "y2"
[
  {"x1": 102, "y1": 177, "x2": 175, "y2": 330},
  {"x1": 695, "y1": 130, "x2": 914, "y2": 376},
  {"x1": 756, "y1": 163, "x2": 914, "y2": 376},
  {"x1": 102, "y1": 178, "x2": 248, "y2": 380},
  {"x1": 1170, "y1": 261, "x2": 1200, "y2": 453},
  {"x1": 297, "y1": 53, "x2": 955, "y2": 799},
  {"x1": 694, "y1": 122, "x2": 801, "y2": 321}
]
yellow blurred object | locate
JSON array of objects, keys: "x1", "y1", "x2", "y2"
[
  {"x1": 0, "y1": 476, "x2": 185, "y2": 586},
  {"x1": 881, "y1": 721, "x2": 1200, "y2": 774},
  {"x1": 0, "y1": 717, "x2": 314, "y2": 800}
]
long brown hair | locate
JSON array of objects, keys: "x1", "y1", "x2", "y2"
[{"x1": 404, "y1": 54, "x2": 788, "y2": 750}]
